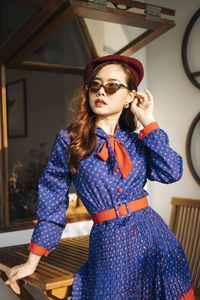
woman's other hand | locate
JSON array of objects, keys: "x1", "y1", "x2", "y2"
[
  {"x1": 130, "y1": 88, "x2": 156, "y2": 127},
  {"x1": 5, "y1": 251, "x2": 41, "y2": 294}
]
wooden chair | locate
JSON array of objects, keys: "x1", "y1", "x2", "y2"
[{"x1": 169, "y1": 197, "x2": 200, "y2": 299}]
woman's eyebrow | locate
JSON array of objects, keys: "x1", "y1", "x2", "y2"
[{"x1": 94, "y1": 77, "x2": 121, "y2": 82}]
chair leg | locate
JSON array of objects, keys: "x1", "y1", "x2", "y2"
[{"x1": 45, "y1": 286, "x2": 72, "y2": 300}]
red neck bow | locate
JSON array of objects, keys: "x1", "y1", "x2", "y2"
[{"x1": 97, "y1": 136, "x2": 132, "y2": 178}]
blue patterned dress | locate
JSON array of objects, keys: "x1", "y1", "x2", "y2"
[{"x1": 29, "y1": 122, "x2": 194, "y2": 299}]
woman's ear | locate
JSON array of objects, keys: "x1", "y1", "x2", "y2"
[{"x1": 127, "y1": 90, "x2": 136, "y2": 104}]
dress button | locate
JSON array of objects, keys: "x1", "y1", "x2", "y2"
[
  {"x1": 115, "y1": 168, "x2": 120, "y2": 173},
  {"x1": 118, "y1": 188, "x2": 123, "y2": 193}
]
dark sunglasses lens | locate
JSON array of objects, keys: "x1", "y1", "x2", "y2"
[
  {"x1": 89, "y1": 81, "x2": 101, "y2": 92},
  {"x1": 104, "y1": 84, "x2": 119, "y2": 94},
  {"x1": 89, "y1": 81, "x2": 120, "y2": 94}
]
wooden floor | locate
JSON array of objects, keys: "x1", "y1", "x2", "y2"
[{"x1": 0, "y1": 235, "x2": 90, "y2": 299}]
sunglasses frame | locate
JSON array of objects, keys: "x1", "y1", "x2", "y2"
[{"x1": 87, "y1": 80, "x2": 129, "y2": 95}]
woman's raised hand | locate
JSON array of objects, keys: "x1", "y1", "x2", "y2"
[{"x1": 130, "y1": 88, "x2": 156, "y2": 127}]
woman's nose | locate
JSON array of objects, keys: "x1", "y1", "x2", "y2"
[{"x1": 97, "y1": 86, "x2": 105, "y2": 95}]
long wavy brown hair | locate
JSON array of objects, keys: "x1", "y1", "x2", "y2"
[{"x1": 67, "y1": 61, "x2": 138, "y2": 175}]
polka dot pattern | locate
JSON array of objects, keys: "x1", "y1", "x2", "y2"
[
  {"x1": 30, "y1": 131, "x2": 72, "y2": 251},
  {"x1": 30, "y1": 123, "x2": 193, "y2": 299},
  {"x1": 72, "y1": 207, "x2": 193, "y2": 299}
]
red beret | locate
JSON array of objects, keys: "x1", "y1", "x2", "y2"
[{"x1": 83, "y1": 54, "x2": 144, "y2": 86}]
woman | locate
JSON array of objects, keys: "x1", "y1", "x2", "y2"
[{"x1": 6, "y1": 55, "x2": 195, "y2": 299}]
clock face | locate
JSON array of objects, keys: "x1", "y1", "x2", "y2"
[
  {"x1": 186, "y1": 113, "x2": 200, "y2": 185},
  {"x1": 182, "y1": 8, "x2": 200, "y2": 89}
]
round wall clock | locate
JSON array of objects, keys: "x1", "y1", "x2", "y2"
[
  {"x1": 182, "y1": 8, "x2": 200, "y2": 89},
  {"x1": 186, "y1": 112, "x2": 200, "y2": 185}
]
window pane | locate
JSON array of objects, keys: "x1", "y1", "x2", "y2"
[
  {"x1": 84, "y1": 18, "x2": 147, "y2": 57},
  {"x1": 6, "y1": 69, "x2": 82, "y2": 222},
  {"x1": 27, "y1": 18, "x2": 93, "y2": 66}
]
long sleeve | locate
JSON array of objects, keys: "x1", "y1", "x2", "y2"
[
  {"x1": 139, "y1": 122, "x2": 183, "y2": 183},
  {"x1": 28, "y1": 129, "x2": 72, "y2": 256}
]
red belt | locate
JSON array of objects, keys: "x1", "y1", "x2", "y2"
[{"x1": 91, "y1": 196, "x2": 148, "y2": 224}]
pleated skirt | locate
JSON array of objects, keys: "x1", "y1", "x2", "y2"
[{"x1": 71, "y1": 206, "x2": 195, "y2": 299}]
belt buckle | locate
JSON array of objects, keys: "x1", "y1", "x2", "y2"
[{"x1": 114, "y1": 200, "x2": 131, "y2": 219}]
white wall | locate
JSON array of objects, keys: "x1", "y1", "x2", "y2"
[
  {"x1": 0, "y1": 220, "x2": 93, "y2": 247},
  {"x1": 146, "y1": 0, "x2": 200, "y2": 223}
]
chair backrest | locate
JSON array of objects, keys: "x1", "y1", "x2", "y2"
[{"x1": 169, "y1": 197, "x2": 200, "y2": 296}]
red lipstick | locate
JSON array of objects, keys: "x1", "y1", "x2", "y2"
[{"x1": 95, "y1": 99, "x2": 107, "y2": 106}]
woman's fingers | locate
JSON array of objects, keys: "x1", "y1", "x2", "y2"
[
  {"x1": 6, "y1": 272, "x2": 21, "y2": 283},
  {"x1": 132, "y1": 89, "x2": 154, "y2": 112},
  {"x1": 6, "y1": 265, "x2": 22, "y2": 281},
  {"x1": 5, "y1": 272, "x2": 21, "y2": 295},
  {"x1": 5, "y1": 264, "x2": 26, "y2": 294},
  {"x1": 133, "y1": 89, "x2": 153, "y2": 103},
  {"x1": 6, "y1": 280, "x2": 21, "y2": 295},
  {"x1": 131, "y1": 88, "x2": 154, "y2": 114},
  {"x1": 4, "y1": 254, "x2": 40, "y2": 296},
  {"x1": 6, "y1": 266, "x2": 18, "y2": 278},
  {"x1": 131, "y1": 97, "x2": 139, "y2": 108},
  {"x1": 144, "y1": 88, "x2": 153, "y2": 102},
  {"x1": 130, "y1": 88, "x2": 155, "y2": 126},
  {"x1": 134, "y1": 92, "x2": 147, "y2": 103}
]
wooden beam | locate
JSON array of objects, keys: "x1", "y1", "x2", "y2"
[
  {"x1": 171, "y1": 197, "x2": 200, "y2": 208},
  {"x1": 76, "y1": 17, "x2": 98, "y2": 58},
  {"x1": 0, "y1": 65, "x2": 9, "y2": 227},
  {"x1": 4, "y1": 0, "x2": 176, "y2": 66},
  {"x1": 7, "y1": 0, "x2": 64, "y2": 7},
  {"x1": 6, "y1": 5, "x2": 76, "y2": 66},
  {"x1": 0, "y1": 3, "x2": 65, "y2": 65},
  {"x1": 107, "y1": 0, "x2": 175, "y2": 16},
  {"x1": 0, "y1": 70, "x2": 4, "y2": 227},
  {"x1": 8, "y1": 61, "x2": 84, "y2": 75},
  {"x1": 7, "y1": 0, "x2": 176, "y2": 16},
  {"x1": 115, "y1": 21, "x2": 175, "y2": 56},
  {"x1": 70, "y1": 0, "x2": 163, "y2": 30}
]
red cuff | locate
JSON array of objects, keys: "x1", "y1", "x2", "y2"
[
  {"x1": 28, "y1": 242, "x2": 50, "y2": 257},
  {"x1": 139, "y1": 122, "x2": 159, "y2": 139}
]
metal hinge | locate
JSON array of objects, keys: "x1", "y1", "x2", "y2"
[
  {"x1": 145, "y1": 4, "x2": 161, "y2": 20},
  {"x1": 88, "y1": 0, "x2": 107, "y2": 10}
]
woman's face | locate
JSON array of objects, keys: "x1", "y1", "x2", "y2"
[{"x1": 88, "y1": 64, "x2": 134, "y2": 119}]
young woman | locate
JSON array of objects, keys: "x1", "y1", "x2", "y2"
[{"x1": 6, "y1": 55, "x2": 195, "y2": 299}]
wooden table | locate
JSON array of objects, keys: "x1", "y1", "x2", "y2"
[{"x1": 0, "y1": 235, "x2": 89, "y2": 300}]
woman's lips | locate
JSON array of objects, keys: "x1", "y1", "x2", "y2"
[{"x1": 95, "y1": 99, "x2": 107, "y2": 106}]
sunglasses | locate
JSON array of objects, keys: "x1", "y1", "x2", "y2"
[{"x1": 87, "y1": 80, "x2": 129, "y2": 95}]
